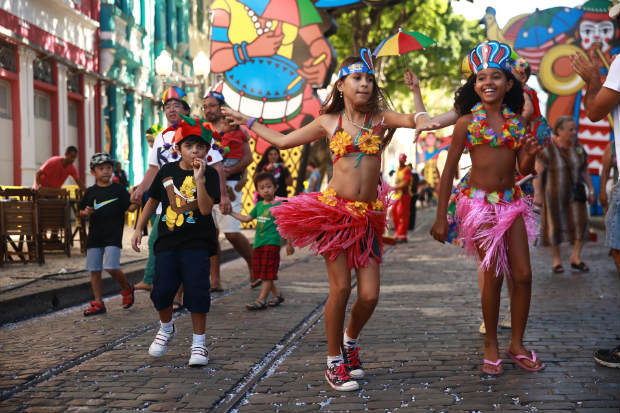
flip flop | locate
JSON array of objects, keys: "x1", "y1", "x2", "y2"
[
  {"x1": 172, "y1": 301, "x2": 183, "y2": 312},
  {"x1": 570, "y1": 262, "x2": 589, "y2": 272},
  {"x1": 504, "y1": 349, "x2": 545, "y2": 372},
  {"x1": 552, "y1": 264, "x2": 564, "y2": 273},
  {"x1": 210, "y1": 287, "x2": 224, "y2": 293},
  {"x1": 482, "y1": 358, "x2": 503, "y2": 375},
  {"x1": 250, "y1": 279, "x2": 263, "y2": 289}
]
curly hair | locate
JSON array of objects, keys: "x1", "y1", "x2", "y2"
[
  {"x1": 321, "y1": 56, "x2": 390, "y2": 116},
  {"x1": 454, "y1": 71, "x2": 524, "y2": 116}
]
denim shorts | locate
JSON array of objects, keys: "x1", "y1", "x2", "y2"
[{"x1": 85, "y1": 246, "x2": 121, "y2": 271}]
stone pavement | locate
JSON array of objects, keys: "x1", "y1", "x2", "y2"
[{"x1": 0, "y1": 209, "x2": 618, "y2": 413}]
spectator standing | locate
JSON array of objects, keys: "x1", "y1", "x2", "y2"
[
  {"x1": 202, "y1": 90, "x2": 255, "y2": 291},
  {"x1": 256, "y1": 146, "x2": 293, "y2": 199},
  {"x1": 305, "y1": 161, "x2": 322, "y2": 193},
  {"x1": 391, "y1": 153, "x2": 412, "y2": 242},
  {"x1": 34, "y1": 146, "x2": 84, "y2": 191},
  {"x1": 112, "y1": 162, "x2": 129, "y2": 189},
  {"x1": 408, "y1": 166, "x2": 420, "y2": 230},
  {"x1": 534, "y1": 116, "x2": 595, "y2": 273},
  {"x1": 571, "y1": 4, "x2": 620, "y2": 366}
]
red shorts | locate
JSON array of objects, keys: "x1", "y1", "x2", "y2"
[{"x1": 252, "y1": 245, "x2": 281, "y2": 280}]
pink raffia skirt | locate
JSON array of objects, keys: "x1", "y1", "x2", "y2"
[
  {"x1": 447, "y1": 177, "x2": 537, "y2": 277},
  {"x1": 270, "y1": 184, "x2": 390, "y2": 269}
]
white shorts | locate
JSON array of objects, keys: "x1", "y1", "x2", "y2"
[{"x1": 213, "y1": 180, "x2": 243, "y2": 233}]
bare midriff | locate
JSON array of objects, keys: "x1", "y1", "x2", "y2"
[
  {"x1": 469, "y1": 144, "x2": 518, "y2": 192},
  {"x1": 328, "y1": 154, "x2": 382, "y2": 203}
]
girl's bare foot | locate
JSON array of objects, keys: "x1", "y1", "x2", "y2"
[
  {"x1": 507, "y1": 343, "x2": 544, "y2": 370},
  {"x1": 483, "y1": 341, "x2": 503, "y2": 374}
]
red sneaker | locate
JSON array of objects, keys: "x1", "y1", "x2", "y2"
[
  {"x1": 325, "y1": 363, "x2": 359, "y2": 391},
  {"x1": 121, "y1": 285, "x2": 135, "y2": 309},
  {"x1": 342, "y1": 345, "x2": 365, "y2": 379}
]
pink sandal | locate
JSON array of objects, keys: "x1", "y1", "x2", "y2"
[
  {"x1": 482, "y1": 358, "x2": 503, "y2": 375},
  {"x1": 505, "y1": 349, "x2": 545, "y2": 372}
]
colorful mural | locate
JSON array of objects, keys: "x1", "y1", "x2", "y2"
[{"x1": 481, "y1": 0, "x2": 620, "y2": 214}]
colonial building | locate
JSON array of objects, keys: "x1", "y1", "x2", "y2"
[
  {"x1": 100, "y1": 0, "x2": 205, "y2": 184},
  {"x1": 0, "y1": 0, "x2": 101, "y2": 186}
]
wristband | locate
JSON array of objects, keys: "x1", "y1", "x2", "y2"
[
  {"x1": 246, "y1": 117, "x2": 257, "y2": 130},
  {"x1": 414, "y1": 111, "x2": 428, "y2": 124}
]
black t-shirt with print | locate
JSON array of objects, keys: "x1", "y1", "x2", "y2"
[
  {"x1": 79, "y1": 183, "x2": 131, "y2": 249},
  {"x1": 148, "y1": 161, "x2": 220, "y2": 255}
]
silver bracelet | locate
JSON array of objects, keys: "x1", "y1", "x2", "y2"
[{"x1": 414, "y1": 111, "x2": 428, "y2": 123}]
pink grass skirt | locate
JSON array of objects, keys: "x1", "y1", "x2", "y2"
[
  {"x1": 270, "y1": 184, "x2": 390, "y2": 269},
  {"x1": 452, "y1": 188, "x2": 537, "y2": 277}
]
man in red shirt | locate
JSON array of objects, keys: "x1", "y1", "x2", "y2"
[
  {"x1": 391, "y1": 153, "x2": 412, "y2": 243},
  {"x1": 34, "y1": 146, "x2": 84, "y2": 190}
]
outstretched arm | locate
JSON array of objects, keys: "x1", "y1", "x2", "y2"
[
  {"x1": 222, "y1": 107, "x2": 327, "y2": 149},
  {"x1": 384, "y1": 69, "x2": 441, "y2": 130},
  {"x1": 230, "y1": 211, "x2": 254, "y2": 223},
  {"x1": 429, "y1": 115, "x2": 468, "y2": 243}
]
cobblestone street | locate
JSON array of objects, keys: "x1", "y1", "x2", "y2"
[{"x1": 0, "y1": 210, "x2": 618, "y2": 413}]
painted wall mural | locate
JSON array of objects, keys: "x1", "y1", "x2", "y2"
[
  {"x1": 481, "y1": 0, "x2": 620, "y2": 214},
  {"x1": 208, "y1": 0, "x2": 395, "y2": 219}
]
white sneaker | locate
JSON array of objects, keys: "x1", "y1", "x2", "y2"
[
  {"x1": 148, "y1": 325, "x2": 175, "y2": 357},
  {"x1": 188, "y1": 344, "x2": 209, "y2": 367}
]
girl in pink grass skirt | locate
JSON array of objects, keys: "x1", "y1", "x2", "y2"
[
  {"x1": 430, "y1": 41, "x2": 545, "y2": 375},
  {"x1": 223, "y1": 48, "x2": 435, "y2": 391}
]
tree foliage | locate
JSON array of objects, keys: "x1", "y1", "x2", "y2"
[{"x1": 329, "y1": 0, "x2": 484, "y2": 111}]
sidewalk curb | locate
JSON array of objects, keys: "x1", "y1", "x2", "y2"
[{"x1": 0, "y1": 247, "x2": 240, "y2": 325}]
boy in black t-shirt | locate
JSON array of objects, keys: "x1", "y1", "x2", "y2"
[
  {"x1": 131, "y1": 115, "x2": 220, "y2": 367},
  {"x1": 80, "y1": 153, "x2": 139, "y2": 316}
]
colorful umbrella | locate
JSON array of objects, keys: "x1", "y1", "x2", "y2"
[
  {"x1": 514, "y1": 7, "x2": 583, "y2": 49},
  {"x1": 373, "y1": 28, "x2": 436, "y2": 57}
]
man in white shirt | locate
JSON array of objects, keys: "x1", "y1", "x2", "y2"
[
  {"x1": 131, "y1": 87, "x2": 230, "y2": 294},
  {"x1": 571, "y1": 2, "x2": 620, "y2": 368}
]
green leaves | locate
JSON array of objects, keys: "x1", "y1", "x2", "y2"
[{"x1": 330, "y1": 0, "x2": 483, "y2": 110}]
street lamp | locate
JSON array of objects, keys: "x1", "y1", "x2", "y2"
[
  {"x1": 155, "y1": 50, "x2": 173, "y2": 77},
  {"x1": 192, "y1": 51, "x2": 210, "y2": 78}
]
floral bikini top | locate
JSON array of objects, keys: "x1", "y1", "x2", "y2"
[
  {"x1": 329, "y1": 112, "x2": 384, "y2": 167},
  {"x1": 466, "y1": 103, "x2": 525, "y2": 151}
]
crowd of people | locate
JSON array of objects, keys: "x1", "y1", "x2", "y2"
[{"x1": 40, "y1": 6, "x2": 620, "y2": 393}]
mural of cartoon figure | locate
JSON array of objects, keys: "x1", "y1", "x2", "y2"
[
  {"x1": 417, "y1": 132, "x2": 450, "y2": 164},
  {"x1": 209, "y1": 0, "x2": 336, "y2": 153},
  {"x1": 481, "y1": 0, "x2": 620, "y2": 214},
  {"x1": 162, "y1": 175, "x2": 198, "y2": 231}
]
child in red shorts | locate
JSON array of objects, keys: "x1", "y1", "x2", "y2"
[{"x1": 228, "y1": 172, "x2": 294, "y2": 310}]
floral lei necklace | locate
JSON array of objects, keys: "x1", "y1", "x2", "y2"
[{"x1": 466, "y1": 102, "x2": 524, "y2": 151}]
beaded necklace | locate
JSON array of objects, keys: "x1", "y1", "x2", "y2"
[{"x1": 466, "y1": 102, "x2": 524, "y2": 151}]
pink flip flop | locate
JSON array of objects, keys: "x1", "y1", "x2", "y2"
[
  {"x1": 482, "y1": 358, "x2": 503, "y2": 375},
  {"x1": 505, "y1": 349, "x2": 545, "y2": 372}
]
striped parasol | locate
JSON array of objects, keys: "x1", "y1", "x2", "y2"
[{"x1": 373, "y1": 28, "x2": 436, "y2": 57}]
